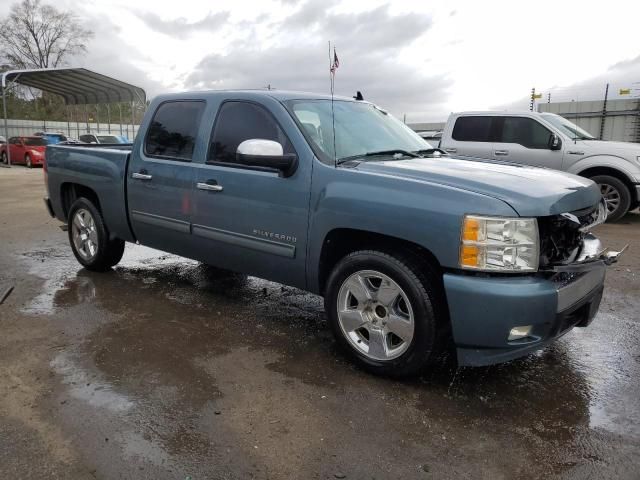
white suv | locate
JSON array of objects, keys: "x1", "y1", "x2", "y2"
[{"x1": 439, "y1": 111, "x2": 640, "y2": 220}]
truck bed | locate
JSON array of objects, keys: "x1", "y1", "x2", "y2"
[{"x1": 46, "y1": 144, "x2": 135, "y2": 242}]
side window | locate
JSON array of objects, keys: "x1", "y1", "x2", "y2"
[
  {"x1": 145, "y1": 101, "x2": 205, "y2": 160},
  {"x1": 208, "y1": 101, "x2": 294, "y2": 164},
  {"x1": 452, "y1": 116, "x2": 493, "y2": 142},
  {"x1": 501, "y1": 117, "x2": 552, "y2": 149}
]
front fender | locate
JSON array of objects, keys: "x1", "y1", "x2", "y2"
[
  {"x1": 305, "y1": 162, "x2": 517, "y2": 293},
  {"x1": 568, "y1": 155, "x2": 640, "y2": 182}
]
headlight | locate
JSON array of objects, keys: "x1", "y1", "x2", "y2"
[{"x1": 459, "y1": 215, "x2": 539, "y2": 272}]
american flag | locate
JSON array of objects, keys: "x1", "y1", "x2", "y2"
[{"x1": 330, "y1": 48, "x2": 339, "y2": 74}]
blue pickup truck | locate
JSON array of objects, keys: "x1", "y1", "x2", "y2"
[{"x1": 44, "y1": 90, "x2": 622, "y2": 376}]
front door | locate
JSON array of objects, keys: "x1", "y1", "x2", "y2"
[
  {"x1": 191, "y1": 99, "x2": 312, "y2": 288},
  {"x1": 492, "y1": 116, "x2": 564, "y2": 169},
  {"x1": 10, "y1": 138, "x2": 25, "y2": 164},
  {"x1": 127, "y1": 100, "x2": 206, "y2": 257}
]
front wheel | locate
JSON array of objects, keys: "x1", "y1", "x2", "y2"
[
  {"x1": 1, "y1": 152, "x2": 7, "y2": 164},
  {"x1": 25, "y1": 154, "x2": 32, "y2": 168},
  {"x1": 68, "y1": 197, "x2": 125, "y2": 271},
  {"x1": 324, "y1": 250, "x2": 445, "y2": 377},
  {"x1": 591, "y1": 175, "x2": 631, "y2": 222}
]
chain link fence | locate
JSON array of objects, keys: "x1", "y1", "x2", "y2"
[{"x1": 1, "y1": 118, "x2": 140, "y2": 141}]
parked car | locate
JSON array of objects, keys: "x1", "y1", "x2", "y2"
[
  {"x1": 79, "y1": 133, "x2": 130, "y2": 144},
  {"x1": 439, "y1": 111, "x2": 640, "y2": 221},
  {"x1": 0, "y1": 135, "x2": 6, "y2": 144},
  {"x1": 34, "y1": 131, "x2": 68, "y2": 145},
  {"x1": 1, "y1": 136, "x2": 47, "y2": 167},
  {"x1": 44, "y1": 90, "x2": 623, "y2": 376}
]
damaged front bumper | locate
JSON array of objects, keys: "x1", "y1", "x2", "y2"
[
  {"x1": 541, "y1": 233, "x2": 627, "y2": 272},
  {"x1": 443, "y1": 234, "x2": 626, "y2": 367}
]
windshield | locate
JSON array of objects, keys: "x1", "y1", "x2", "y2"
[
  {"x1": 97, "y1": 135, "x2": 122, "y2": 144},
  {"x1": 541, "y1": 113, "x2": 596, "y2": 140},
  {"x1": 24, "y1": 138, "x2": 47, "y2": 146},
  {"x1": 286, "y1": 100, "x2": 432, "y2": 161}
]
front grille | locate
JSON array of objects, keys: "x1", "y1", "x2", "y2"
[{"x1": 538, "y1": 202, "x2": 604, "y2": 267}]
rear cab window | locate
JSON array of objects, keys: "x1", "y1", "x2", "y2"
[
  {"x1": 452, "y1": 116, "x2": 494, "y2": 142},
  {"x1": 145, "y1": 100, "x2": 206, "y2": 161}
]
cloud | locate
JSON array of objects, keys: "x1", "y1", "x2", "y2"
[
  {"x1": 77, "y1": 13, "x2": 165, "y2": 100},
  {"x1": 133, "y1": 11, "x2": 230, "y2": 39},
  {"x1": 186, "y1": 2, "x2": 449, "y2": 118}
]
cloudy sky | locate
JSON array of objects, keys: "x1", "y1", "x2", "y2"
[{"x1": 1, "y1": 0, "x2": 640, "y2": 121}]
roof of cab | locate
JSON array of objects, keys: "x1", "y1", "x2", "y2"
[{"x1": 153, "y1": 89, "x2": 358, "y2": 103}]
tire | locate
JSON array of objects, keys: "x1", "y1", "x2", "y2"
[
  {"x1": 324, "y1": 250, "x2": 446, "y2": 377},
  {"x1": 25, "y1": 154, "x2": 32, "y2": 168},
  {"x1": 67, "y1": 197, "x2": 125, "y2": 271},
  {"x1": 1, "y1": 152, "x2": 6, "y2": 164},
  {"x1": 590, "y1": 175, "x2": 631, "y2": 222}
]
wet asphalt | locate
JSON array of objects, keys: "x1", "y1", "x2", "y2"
[{"x1": 0, "y1": 168, "x2": 639, "y2": 479}]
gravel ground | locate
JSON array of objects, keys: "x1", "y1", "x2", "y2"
[{"x1": 0, "y1": 167, "x2": 638, "y2": 479}]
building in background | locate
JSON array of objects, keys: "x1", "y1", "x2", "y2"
[{"x1": 538, "y1": 98, "x2": 640, "y2": 143}]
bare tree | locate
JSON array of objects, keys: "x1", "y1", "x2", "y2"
[{"x1": 0, "y1": 0, "x2": 93, "y2": 69}]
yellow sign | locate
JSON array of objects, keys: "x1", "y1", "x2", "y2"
[
  {"x1": 619, "y1": 88, "x2": 631, "y2": 95},
  {"x1": 532, "y1": 93, "x2": 542, "y2": 99}
]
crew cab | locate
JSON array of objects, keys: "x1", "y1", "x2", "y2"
[
  {"x1": 43, "y1": 91, "x2": 623, "y2": 376},
  {"x1": 439, "y1": 111, "x2": 640, "y2": 221},
  {"x1": 1, "y1": 136, "x2": 47, "y2": 167}
]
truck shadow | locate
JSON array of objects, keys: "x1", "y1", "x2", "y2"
[{"x1": 50, "y1": 256, "x2": 592, "y2": 449}]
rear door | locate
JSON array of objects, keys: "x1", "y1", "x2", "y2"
[
  {"x1": 190, "y1": 98, "x2": 312, "y2": 288},
  {"x1": 126, "y1": 99, "x2": 206, "y2": 257},
  {"x1": 441, "y1": 115, "x2": 495, "y2": 159},
  {"x1": 492, "y1": 116, "x2": 563, "y2": 169}
]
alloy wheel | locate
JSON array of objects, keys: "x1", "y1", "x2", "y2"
[
  {"x1": 600, "y1": 183, "x2": 621, "y2": 215},
  {"x1": 71, "y1": 208, "x2": 99, "y2": 261},
  {"x1": 336, "y1": 269, "x2": 415, "y2": 361}
]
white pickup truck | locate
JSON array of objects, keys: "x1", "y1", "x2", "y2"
[{"x1": 439, "y1": 111, "x2": 640, "y2": 221}]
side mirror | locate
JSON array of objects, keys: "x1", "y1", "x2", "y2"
[
  {"x1": 549, "y1": 133, "x2": 562, "y2": 151},
  {"x1": 236, "y1": 139, "x2": 297, "y2": 177}
]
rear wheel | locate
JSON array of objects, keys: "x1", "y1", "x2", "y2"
[
  {"x1": 68, "y1": 197, "x2": 125, "y2": 271},
  {"x1": 324, "y1": 250, "x2": 445, "y2": 377},
  {"x1": 25, "y1": 154, "x2": 32, "y2": 168},
  {"x1": 590, "y1": 175, "x2": 631, "y2": 222},
  {"x1": 1, "y1": 152, "x2": 6, "y2": 164}
]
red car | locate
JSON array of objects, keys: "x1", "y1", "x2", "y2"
[{"x1": 0, "y1": 136, "x2": 48, "y2": 167}]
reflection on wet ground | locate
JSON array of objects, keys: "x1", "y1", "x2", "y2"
[{"x1": 17, "y1": 243, "x2": 640, "y2": 478}]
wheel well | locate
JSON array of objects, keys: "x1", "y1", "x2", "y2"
[
  {"x1": 60, "y1": 183, "x2": 102, "y2": 220},
  {"x1": 317, "y1": 228, "x2": 442, "y2": 295},
  {"x1": 578, "y1": 167, "x2": 637, "y2": 203}
]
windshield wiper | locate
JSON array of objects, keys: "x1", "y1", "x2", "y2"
[
  {"x1": 413, "y1": 148, "x2": 449, "y2": 156},
  {"x1": 336, "y1": 149, "x2": 420, "y2": 165},
  {"x1": 364, "y1": 149, "x2": 421, "y2": 158}
]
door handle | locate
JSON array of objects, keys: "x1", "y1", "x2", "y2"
[
  {"x1": 197, "y1": 181, "x2": 223, "y2": 192},
  {"x1": 444, "y1": 147, "x2": 457, "y2": 153},
  {"x1": 494, "y1": 150, "x2": 509, "y2": 156},
  {"x1": 132, "y1": 172, "x2": 153, "y2": 180}
]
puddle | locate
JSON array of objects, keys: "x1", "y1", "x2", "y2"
[{"x1": 50, "y1": 350, "x2": 134, "y2": 412}]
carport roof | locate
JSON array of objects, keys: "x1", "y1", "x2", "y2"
[{"x1": 1, "y1": 67, "x2": 146, "y2": 105}]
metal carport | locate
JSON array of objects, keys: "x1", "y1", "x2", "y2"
[{"x1": 1, "y1": 67, "x2": 146, "y2": 165}]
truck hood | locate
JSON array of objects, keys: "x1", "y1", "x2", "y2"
[
  {"x1": 576, "y1": 139, "x2": 640, "y2": 157},
  {"x1": 355, "y1": 157, "x2": 601, "y2": 216}
]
